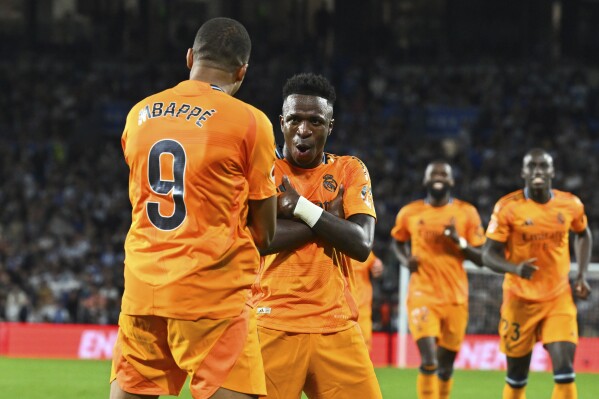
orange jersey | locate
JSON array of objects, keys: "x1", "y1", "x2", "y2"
[
  {"x1": 256, "y1": 153, "x2": 376, "y2": 333},
  {"x1": 352, "y1": 252, "x2": 378, "y2": 315},
  {"x1": 121, "y1": 80, "x2": 276, "y2": 320},
  {"x1": 391, "y1": 199, "x2": 485, "y2": 305},
  {"x1": 486, "y1": 189, "x2": 587, "y2": 302}
]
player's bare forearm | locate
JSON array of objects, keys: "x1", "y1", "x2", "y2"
[
  {"x1": 482, "y1": 239, "x2": 538, "y2": 279},
  {"x1": 259, "y1": 219, "x2": 314, "y2": 256},
  {"x1": 311, "y1": 213, "x2": 374, "y2": 262},
  {"x1": 574, "y1": 227, "x2": 592, "y2": 278},
  {"x1": 463, "y1": 246, "x2": 484, "y2": 267},
  {"x1": 573, "y1": 227, "x2": 592, "y2": 299},
  {"x1": 482, "y1": 239, "x2": 515, "y2": 274},
  {"x1": 392, "y1": 240, "x2": 410, "y2": 267}
]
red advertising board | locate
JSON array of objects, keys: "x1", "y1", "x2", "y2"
[
  {"x1": 1, "y1": 323, "x2": 598, "y2": 372},
  {"x1": 0, "y1": 322, "x2": 117, "y2": 359},
  {"x1": 370, "y1": 332, "x2": 599, "y2": 372}
]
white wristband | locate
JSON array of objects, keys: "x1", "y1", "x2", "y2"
[
  {"x1": 293, "y1": 196, "x2": 324, "y2": 228},
  {"x1": 458, "y1": 237, "x2": 468, "y2": 250}
]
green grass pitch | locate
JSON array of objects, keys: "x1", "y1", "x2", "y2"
[{"x1": 2, "y1": 357, "x2": 598, "y2": 398}]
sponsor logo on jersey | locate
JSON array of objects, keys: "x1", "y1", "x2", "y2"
[{"x1": 257, "y1": 307, "x2": 271, "y2": 314}]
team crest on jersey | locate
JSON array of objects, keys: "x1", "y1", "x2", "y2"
[
  {"x1": 322, "y1": 174, "x2": 338, "y2": 192},
  {"x1": 523, "y1": 219, "x2": 534, "y2": 226},
  {"x1": 361, "y1": 185, "x2": 373, "y2": 208},
  {"x1": 557, "y1": 212, "x2": 565, "y2": 224}
]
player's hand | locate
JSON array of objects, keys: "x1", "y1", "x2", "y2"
[
  {"x1": 443, "y1": 224, "x2": 459, "y2": 243},
  {"x1": 574, "y1": 275, "x2": 591, "y2": 300},
  {"x1": 277, "y1": 175, "x2": 301, "y2": 219},
  {"x1": 514, "y1": 258, "x2": 538, "y2": 280},
  {"x1": 327, "y1": 184, "x2": 345, "y2": 219},
  {"x1": 371, "y1": 257, "x2": 384, "y2": 278},
  {"x1": 407, "y1": 256, "x2": 419, "y2": 273}
]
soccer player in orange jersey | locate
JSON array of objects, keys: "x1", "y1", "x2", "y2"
[
  {"x1": 254, "y1": 73, "x2": 382, "y2": 399},
  {"x1": 391, "y1": 161, "x2": 485, "y2": 399},
  {"x1": 110, "y1": 18, "x2": 277, "y2": 399},
  {"x1": 352, "y1": 252, "x2": 384, "y2": 350},
  {"x1": 482, "y1": 148, "x2": 592, "y2": 399}
]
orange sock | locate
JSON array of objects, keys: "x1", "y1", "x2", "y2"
[
  {"x1": 503, "y1": 384, "x2": 526, "y2": 399},
  {"x1": 438, "y1": 378, "x2": 453, "y2": 399},
  {"x1": 417, "y1": 370, "x2": 439, "y2": 399},
  {"x1": 551, "y1": 382, "x2": 577, "y2": 399}
]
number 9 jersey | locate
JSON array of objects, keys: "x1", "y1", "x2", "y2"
[{"x1": 120, "y1": 80, "x2": 277, "y2": 320}]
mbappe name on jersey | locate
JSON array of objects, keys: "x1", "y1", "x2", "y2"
[{"x1": 138, "y1": 101, "x2": 217, "y2": 128}]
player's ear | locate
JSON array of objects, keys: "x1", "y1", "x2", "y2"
[
  {"x1": 186, "y1": 48, "x2": 194, "y2": 70},
  {"x1": 235, "y1": 64, "x2": 249, "y2": 82},
  {"x1": 328, "y1": 118, "x2": 334, "y2": 135}
]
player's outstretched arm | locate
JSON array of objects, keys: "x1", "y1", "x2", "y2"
[
  {"x1": 482, "y1": 238, "x2": 538, "y2": 280},
  {"x1": 573, "y1": 226, "x2": 592, "y2": 299}
]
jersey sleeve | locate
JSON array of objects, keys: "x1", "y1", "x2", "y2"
[
  {"x1": 486, "y1": 201, "x2": 511, "y2": 243},
  {"x1": 342, "y1": 157, "x2": 376, "y2": 219},
  {"x1": 121, "y1": 107, "x2": 138, "y2": 163},
  {"x1": 465, "y1": 205, "x2": 486, "y2": 247},
  {"x1": 246, "y1": 108, "x2": 277, "y2": 200},
  {"x1": 390, "y1": 206, "x2": 411, "y2": 242},
  {"x1": 570, "y1": 195, "x2": 588, "y2": 233}
]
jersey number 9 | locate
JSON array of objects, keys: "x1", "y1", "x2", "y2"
[{"x1": 147, "y1": 139, "x2": 187, "y2": 230}]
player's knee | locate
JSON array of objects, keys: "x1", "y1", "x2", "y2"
[
  {"x1": 553, "y1": 367, "x2": 575, "y2": 384},
  {"x1": 505, "y1": 376, "x2": 527, "y2": 389},
  {"x1": 437, "y1": 366, "x2": 454, "y2": 381},
  {"x1": 419, "y1": 363, "x2": 438, "y2": 375},
  {"x1": 506, "y1": 369, "x2": 528, "y2": 389}
]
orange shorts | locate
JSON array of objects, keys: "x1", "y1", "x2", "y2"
[
  {"x1": 110, "y1": 305, "x2": 266, "y2": 399},
  {"x1": 257, "y1": 324, "x2": 382, "y2": 399},
  {"x1": 499, "y1": 289, "x2": 578, "y2": 358},
  {"x1": 407, "y1": 298, "x2": 468, "y2": 352}
]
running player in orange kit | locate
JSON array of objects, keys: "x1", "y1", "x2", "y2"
[
  {"x1": 482, "y1": 148, "x2": 592, "y2": 399},
  {"x1": 391, "y1": 161, "x2": 485, "y2": 399},
  {"x1": 254, "y1": 73, "x2": 382, "y2": 399},
  {"x1": 353, "y1": 252, "x2": 384, "y2": 350},
  {"x1": 110, "y1": 18, "x2": 277, "y2": 399}
]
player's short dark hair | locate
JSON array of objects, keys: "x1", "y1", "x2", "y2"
[
  {"x1": 193, "y1": 17, "x2": 251, "y2": 71},
  {"x1": 282, "y1": 73, "x2": 336, "y2": 105}
]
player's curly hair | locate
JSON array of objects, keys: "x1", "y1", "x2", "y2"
[
  {"x1": 193, "y1": 18, "x2": 251, "y2": 72},
  {"x1": 282, "y1": 73, "x2": 336, "y2": 105}
]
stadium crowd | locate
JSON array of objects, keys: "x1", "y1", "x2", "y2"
[{"x1": 1, "y1": 32, "x2": 599, "y2": 335}]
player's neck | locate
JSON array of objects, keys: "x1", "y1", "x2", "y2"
[
  {"x1": 426, "y1": 193, "x2": 450, "y2": 207},
  {"x1": 525, "y1": 186, "x2": 553, "y2": 204},
  {"x1": 189, "y1": 66, "x2": 238, "y2": 95}
]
